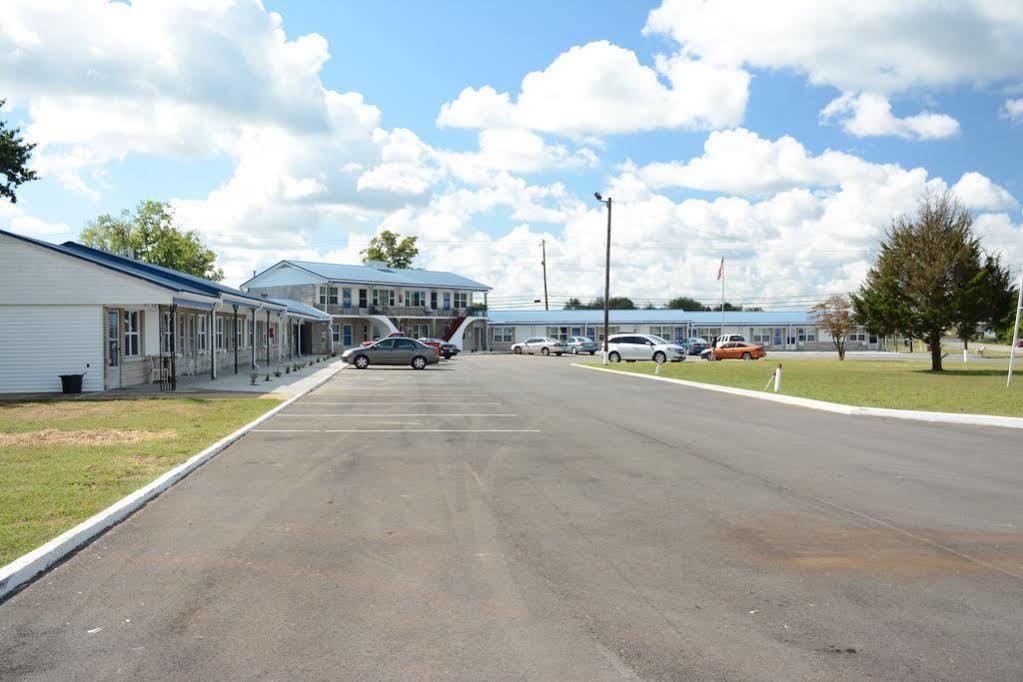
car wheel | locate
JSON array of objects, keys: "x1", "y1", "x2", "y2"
[
  {"x1": 541, "y1": 347, "x2": 550, "y2": 356},
  {"x1": 555, "y1": 352, "x2": 563, "y2": 356},
  {"x1": 653, "y1": 351, "x2": 666, "y2": 364},
  {"x1": 513, "y1": 346, "x2": 522, "y2": 354},
  {"x1": 608, "y1": 351, "x2": 621, "y2": 363},
  {"x1": 589, "y1": 351, "x2": 596, "y2": 355},
  {"x1": 354, "y1": 355, "x2": 369, "y2": 369},
  {"x1": 411, "y1": 356, "x2": 427, "y2": 370},
  {"x1": 742, "y1": 352, "x2": 751, "y2": 361}
]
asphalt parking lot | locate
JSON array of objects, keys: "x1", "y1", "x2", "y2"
[{"x1": 2, "y1": 354, "x2": 1022, "y2": 680}]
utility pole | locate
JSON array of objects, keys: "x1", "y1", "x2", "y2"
[
  {"x1": 540, "y1": 239, "x2": 549, "y2": 311},
  {"x1": 595, "y1": 192, "x2": 612, "y2": 365}
]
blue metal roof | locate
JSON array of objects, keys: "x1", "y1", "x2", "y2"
[
  {"x1": 262, "y1": 260, "x2": 491, "y2": 291},
  {"x1": 266, "y1": 297, "x2": 332, "y2": 321},
  {"x1": 488, "y1": 309, "x2": 816, "y2": 326}
]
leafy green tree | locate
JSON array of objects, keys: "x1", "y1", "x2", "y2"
[
  {"x1": 852, "y1": 192, "x2": 1001, "y2": 371},
  {"x1": 564, "y1": 297, "x2": 584, "y2": 310},
  {"x1": 812, "y1": 295, "x2": 854, "y2": 360},
  {"x1": 665, "y1": 296, "x2": 706, "y2": 311},
  {"x1": 0, "y1": 100, "x2": 38, "y2": 203},
  {"x1": 362, "y1": 229, "x2": 419, "y2": 269},
  {"x1": 80, "y1": 200, "x2": 224, "y2": 281}
]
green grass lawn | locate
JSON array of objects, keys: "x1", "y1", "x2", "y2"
[
  {"x1": 0, "y1": 397, "x2": 279, "y2": 566},
  {"x1": 586, "y1": 358, "x2": 1023, "y2": 417}
]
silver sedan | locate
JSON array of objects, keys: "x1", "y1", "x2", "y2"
[{"x1": 511, "y1": 336, "x2": 568, "y2": 356}]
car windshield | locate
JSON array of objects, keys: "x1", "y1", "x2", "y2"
[{"x1": 647, "y1": 335, "x2": 669, "y2": 345}]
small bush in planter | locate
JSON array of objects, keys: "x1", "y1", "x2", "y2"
[
  {"x1": 274, "y1": 369, "x2": 282, "y2": 378},
  {"x1": 285, "y1": 366, "x2": 290, "y2": 374},
  {"x1": 249, "y1": 371, "x2": 259, "y2": 385}
]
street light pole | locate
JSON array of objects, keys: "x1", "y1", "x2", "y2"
[
  {"x1": 595, "y1": 193, "x2": 612, "y2": 365},
  {"x1": 540, "y1": 239, "x2": 549, "y2": 311}
]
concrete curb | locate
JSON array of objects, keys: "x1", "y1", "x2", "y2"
[
  {"x1": 572, "y1": 363, "x2": 1023, "y2": 430},
  {"x1": 0, "y1": 362, "x2": 346, "y2": 601}
]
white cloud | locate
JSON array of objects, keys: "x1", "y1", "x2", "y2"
[
  {"x1": 644, "y1": 1, "x2": 1023, "y2": 139},
  {"x1": 820, "y1": 93, "x2": 959, "y2": 140},
  {"x1": 1002, "y1": 98, "x2": 1023, "y2": 122},
  {"x1": 438, "y1": 41, "x2": 749, "y2": 135},
  {"x1": 0, "y1": 201, "x2": 72, "y2": 240},
  {"x1": 951, "y1": 172, "x2": 1019, "y2": 211},
  {"x1": 437, "y1": 129, "x2": 598, "y2": 185}
]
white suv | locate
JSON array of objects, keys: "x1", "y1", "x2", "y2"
[
  {"x1": 606, "y1": 334, "x2": 687, "y2": 363},
  {"x1": 715, "y1": 334, "x2": 746, "y2": 348}
]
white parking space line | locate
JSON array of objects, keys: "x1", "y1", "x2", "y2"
[
  {"x1": 278, "y1": 413, "x2": 519, "y2": 417},
  {"x1": 296, "y1": 400, "x2": 503, "y2": 404},
  {"x1": 252, "y1": 429, "x2": 542, "y2": 433}
]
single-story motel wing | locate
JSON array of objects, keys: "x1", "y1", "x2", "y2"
[
  {"x1": 486, "y1": 310, "x2": 884, "y2": 352},
  {"x1": 0, "y1": 229, "x2": 332, "y2": 394}
]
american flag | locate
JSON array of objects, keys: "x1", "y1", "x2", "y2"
[{"x1": 716, "y1": 258, "x2": 724, "y2": 281}]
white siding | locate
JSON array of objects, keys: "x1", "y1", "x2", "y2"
[
  {"x1": 0, "y1": 306, "x2": 104, "y2": 393},
  {"x1": 0, "y1": 233, "x2": 172, "y2": 306}
]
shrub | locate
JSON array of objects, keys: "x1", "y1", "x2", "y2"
[
  {"x1": 285, "y1": 366, "x2": 290, "y2": 374},
  {"x1": 274, "y1": 369, "x2": 282, "y2": 378},
  {"x1": 249, "y1": 371, "x2": 259, "y2": 385}
]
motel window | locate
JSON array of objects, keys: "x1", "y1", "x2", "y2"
[
  {"x1": 443, "y1": 292, "x2": 451, "y2": 309},
  {"x1": 318, "y1": 286, "x2": 338, "y2": 305},
  {"x1": 332, "y1": 325, "x2": 340, "y2": 343},
  {"x1": 695, "y1": 327, "x2": 721, "y2": 340},
  {"x1": 649, "y1": 326, "x2": 675, "y2": 340},
  {"x1": 342, "y1": 288, "x2": 352, "y2": 307},
  {"x1": 752, "y1": 327, "x2": 772, "y2": 344},
  {"x1": 493, "y1": 327, "x2": 514, "y2": 343},
  {"x1": 178, "y1": 314, "x2": 187, "y2": 354},
  {"x1": 236, "y1": 318, "x2": 245, "y2": 348},
  {"x1": 596, "y1": 326, "x2": 620, "y2": 343},
  {"x1": 430, "y1": 291, "x2": 438, "y2": 309},
  {"x1": 454, "y1": 292, "x2": 468, "y2": 309},
  {"x1": 123, "y1": 311, "x2": 141, "y2": 357},
  {"x1": 797, "y1": 327, "x2": 816, "y2": 343},
  {"x1": 198, "y1": 315, "x2": 208, "y2": 351},
  {"x1": 358, "y1": 289, "x2": 368, "y2": 307},
  {"x1": 849, "y1": 329, "x2": 867, "y2": 342},
  {"x1": 546, "y1": 327, "x2": 570, "y2": 341},
  {"x1": 215, "y1": 316, "x2": 224, "y2": 349}
]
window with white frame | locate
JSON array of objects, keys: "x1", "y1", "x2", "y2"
[
  {"x1": 454, "y1": 292, "x2": 468, "y2": 308},
  {"x1": 342, "y1": 287, "x2": 352, "y2": 307},
  {"x1": 123, "y1": 311, "x2": 141, "y2": 356},
  {"x1": 387, "y1": 290, "x2": 395, "y2": 306},
  {"x1": 694, "y1": 327, "x2": 721, "y2": 340},
  {"x1": 649, "y1": 325, "x2": 674, "y2": 340},
  {"x1": 198, "y1": 315, "x2": 208, "y2": 351},
  {"x1": 332, "y1": 324, "x2": 340, "y2": 343},
  {"x1": 493, "y1": 327, "x2": 514, "y2": 343},
  {"x1": 797, "y1": 327, "x2": 816, "y2": 343},
  {"x1": 546, "y1": 326, "x2": 570, "y2": 341},
  {"x1": 596, "y1": 326, "x2": 620, "y2": 342},
  {"x1": 849, "y1": 328, "x2": 867, "y2": 342},
  {"x1": 443, "y1": 292, "x2": 451, "y2": 309},
  {"x1": 751, "y1": 327, "x2": 771, "y2": 344},
  {"x1": 178, "y1": 314, "x2": 187, "y2": 353},
  {"x1": 236, "y1": 317, "x2": 245, "y2": 348},
  {"x1": 215, "y1": 316, "x2": 224, "y2": 349}
]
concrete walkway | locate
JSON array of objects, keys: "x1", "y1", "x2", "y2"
[{"x1": 117, "y1": 357, "x2": 346, "y2": 399}]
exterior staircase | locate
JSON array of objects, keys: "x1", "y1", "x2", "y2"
[{"x1": 441, "y1": 315, "x2": 465, "y2": 341}]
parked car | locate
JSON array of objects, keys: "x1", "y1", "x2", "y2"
[
  {"x1": 361, "y1": 330, "x2": 405, "y2": 347},
  {"x1": 511, "y1": 336, "x2": 568, "y2": 356},
  {"x1": 418, "y1": 337, "x2": 459, "y2": 359},
  {"x1": 566, "y1": 336, "x2": 599, "y2": 355},
  {"x1": 684, "y1": 337, "x2": 711, "y2": 355},
  {"x1": 606, "y1": 334, "x2": 687, "y2": 364},
  {"x1": 701, "y1": 340, "x2": 765, "y2": 361},
  {"x1": 715, "y1": 334, "x2": 746, "y2": 348},
  {"x1": 343, "y1": 337, "x2": 439, "y2": 369}
]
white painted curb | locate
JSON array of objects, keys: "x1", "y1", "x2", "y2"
[
  {"x1": 0, "y1": 361, "x2": 346, "y2": 600},
  {"x1": 573, "y1": 363, "x2": 1023, "y2": 430}
]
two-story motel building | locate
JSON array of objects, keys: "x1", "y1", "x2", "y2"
[{"x1": 241, "y1": 259, "x2": 492, "y2": 352}]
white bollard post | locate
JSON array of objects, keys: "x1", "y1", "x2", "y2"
[
  {"x1": 963, "y1": 348, "x2": 968, "y2": 364},
  {"x1": 773, "y1": 363, "x2": 782, "y2": 392}
]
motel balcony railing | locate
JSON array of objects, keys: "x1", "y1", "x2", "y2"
[{"x1": 319, "y1": 304, "x2": 487, "y2": 319}]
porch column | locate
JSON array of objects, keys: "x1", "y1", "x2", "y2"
[
  {"x1": 233, "y1": 304, "x2": 239, "y2": 374},
  {"x1": 210, "y1": 308, "x2": 216, "y2": 380},
  {"x1": 266, "y1": 310, "x2": 271, "y2": 367},
  {"x1": 251, "y1": 308, "x2": 256, "y2": 369},
  {"x1": 169, "y1": 304, "x2": 177, "y2": 391}
]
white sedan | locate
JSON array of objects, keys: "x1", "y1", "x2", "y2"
[
  {"x1": 511, "y1": 336, "x2": 568, "y2": 356},
  {"x1": 606, "y1": 334, "x2": 687, "y2": 363}
]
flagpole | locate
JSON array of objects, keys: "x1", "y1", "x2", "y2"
[{"x1": 720, "y1": 258, "x2": 725, "y2": 338}]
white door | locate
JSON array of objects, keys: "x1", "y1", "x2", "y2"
[{"x1": 106, "y1": 309, "x2": 121, "y2": 389}]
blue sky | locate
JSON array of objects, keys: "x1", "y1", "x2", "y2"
[{"x1": 2, "y1": 1, "x2": 1022, "y2": 308}]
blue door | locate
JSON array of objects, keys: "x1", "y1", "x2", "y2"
[
  {"x1": 343, "y1": 324, "x2": 353, "y2": 347},
  {"x1": 571, "y1": 327, "x2": 582, "y2": 337}
]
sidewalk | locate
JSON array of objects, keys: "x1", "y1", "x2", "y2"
[{"x1": 117, "y1": 357, "x2": 345, "y2": 399}]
